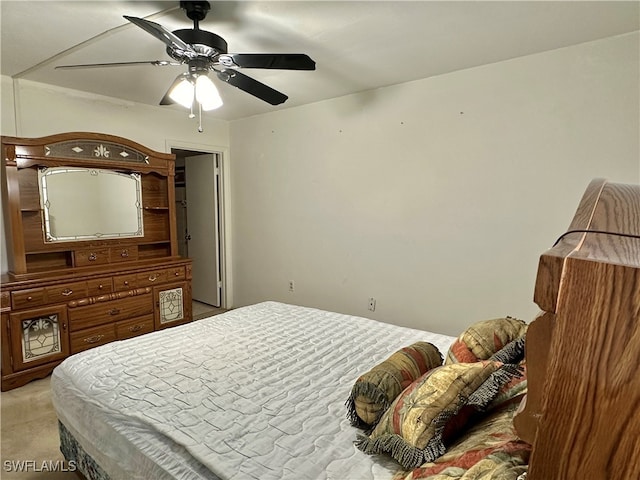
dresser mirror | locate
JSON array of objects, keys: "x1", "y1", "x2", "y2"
[{"x1": 38, "y1": 167, "x2": 144, "y2": 242}]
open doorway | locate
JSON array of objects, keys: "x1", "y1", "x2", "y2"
[{"x1": 172, "y1": 148, "x2": 225, "y2": 310}]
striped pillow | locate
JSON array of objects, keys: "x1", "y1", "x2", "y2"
[
  {"x1": 346, "y1": 342, "x2": 442, "y2": 428},
  {"x1": 445, "y1": 317, "x2": 527, "y2": 365}
]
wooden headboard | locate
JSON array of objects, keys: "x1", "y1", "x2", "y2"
[{"x1": 514, "y1": 178, "x2": 640, "y2": 478}]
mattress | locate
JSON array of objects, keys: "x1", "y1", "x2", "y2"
[{"x1": 51, "y1": 301, "x2": 456, "y2": 480}]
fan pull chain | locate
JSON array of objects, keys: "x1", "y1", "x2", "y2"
[{"x1": 198, "y1": 102, "x2": 204, "y2": 133}]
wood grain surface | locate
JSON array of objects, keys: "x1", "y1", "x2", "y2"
[{"x1": 523, "y1": 179, "x2": 640, "y2": 479}]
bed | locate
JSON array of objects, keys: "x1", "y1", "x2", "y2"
[
  {"x1": 51, "y1": 178, "x2": 640, "y2": 480},
  {"x1": 51, "y1": 301, "x2": 458, "y2": 480}
]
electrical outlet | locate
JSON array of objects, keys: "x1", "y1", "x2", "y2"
[
  {"x1": 368, "y1": 297, "x2": 376, "y2": 311},
  {"x1": 288, "y1": 280, "x2": 295, "y2": 292}
]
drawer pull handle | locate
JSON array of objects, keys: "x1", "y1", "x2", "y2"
[
  {"x1": 129, "y1": 325, "x2": 143, "y2": 332},
  {"x1": 174, "y1": 272, "x2": 180, "y2": 276},
  {"x1": 124, "y1": 281, "x2": 129, "y2": 286},
  {"x1": 109, "y1": 308, "x2": 121, "y2": 315},
  {"x1": 27, "y1": 296, "x2": 33, "y2": 302},
  {"x1": 98, "y1": 284, "x2": 104, "y2": 290},
  {"x1": 88, "y1": 253, "x2": 98, "y2": 261},
  {"x1": 84, "y1": 334, "x2": 105, "y2": 344},
  {"x1": 61, "y1": 289, "x2": 73, "y2": 296},
  {"x1": 148, "y1": 274, "x2": 158, "y2": 282},
  {"x1": 120, "y1": 250, "x2": 129, "y2": 258}
]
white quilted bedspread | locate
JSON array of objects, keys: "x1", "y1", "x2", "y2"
[{"x1": 51, "y1": 301, "x2": 455, "y2": 480}]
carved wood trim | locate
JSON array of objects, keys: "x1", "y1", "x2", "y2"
[{"x1": 67, "y1": 287, "x2": 152, "y2": 308}]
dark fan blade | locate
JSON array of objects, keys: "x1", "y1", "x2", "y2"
[
  {"x1": 56, "y1": 60, "x2": 180, "y2": 70},
  {"x1": 216, "y1": 69, "x2": 287, "y2": 105},
  {"x1": 124, "y1": 16, "x2": 196, "y2": 55},
  {"x1": 218, "y1": 54, "x2": 315, "y2": 70}
]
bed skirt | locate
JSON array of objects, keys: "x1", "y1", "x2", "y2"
[{"x1": 59, "y1": 421, "x2": 110, "y2": 480}]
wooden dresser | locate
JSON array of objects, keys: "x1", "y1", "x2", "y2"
[
  {"x1": 514, "y1": 178, "x2": 640, "y2": 479},
  {"x1": 1, "y1": 133, "x2": 192, "y2": 391}
]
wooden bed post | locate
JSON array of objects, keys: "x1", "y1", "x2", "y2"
[
  {"x1": 528, "y1": 259, "x2": 640, "y2": 478},
  {"x1": 512, "y1": 310, "x2": 554, "y2": 445},
  {"x1": 514, "y1": 179, "x2": 640, "y2": 479}
]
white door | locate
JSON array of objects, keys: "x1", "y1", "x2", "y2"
[{"x1": 185, "y1": 154, "x2": 221, "y2": 306}]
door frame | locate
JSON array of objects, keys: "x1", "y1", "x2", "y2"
[
  {"x1": 184, "y1": 152, "x2": 221, "y2": 307},
  {"x1": 165, "y1": 139, "x2": 232, "y2": 309}
]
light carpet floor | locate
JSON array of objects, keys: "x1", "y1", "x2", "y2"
[
  {"x1": 192, "y1": 300, "x2": 227, "y2": 320},
  {"x1": 1, "y1": 376, "x2": 75, "y2": 479}
]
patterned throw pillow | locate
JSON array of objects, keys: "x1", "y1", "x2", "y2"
[
  {"x1": 398, "y1": 401, "x2": 531, "y2": 480},
  {"x1": 346, "y1": 342, "x2": 443, "y2": 428},
  {"x1": 445, "y1": 317, "x2": 528, "y2": 365},
  {"x1": 486, "y1": 337, "x2": 528, "y2": 410},
  {"x1": 355, "y1": 360, "x2": 524, "y2": 470}
]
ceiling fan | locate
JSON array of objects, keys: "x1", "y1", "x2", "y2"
[{"x1": 56, "y1": 0, "x2": 316, "y2": 114}]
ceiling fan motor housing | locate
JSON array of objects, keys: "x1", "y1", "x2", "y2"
[{"x1": 169, "y1": 29, "x2": 228, "y2": 59}]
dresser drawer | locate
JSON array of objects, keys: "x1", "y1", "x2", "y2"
[
  {"x1": 68, "y1": 294, "x2": 153, "y2": 331},
  {"x1": 11, "y1": 288, "x2": 46, "y2": 309},
  {"x1": 137, "y1": 269, "x2": 168, "y2": 287},
  {"x1": 70, "y1": 324, "x2": 117, "y2": 353},
  {"x1": 166, "y1": 266, "x2": 186, "y2": 281},
  {"x1": 110, "y1": 246, "x2": 139, "y2": 263},
  {"x1": 47, "y1": 281, "x2": 87, "y2": 303},
  {"x1": 116, "y1": 315, "x2": 154, "y2": 340},
  {"x1": 75, "y1": 248, "x2": 110, "y2": 267},
  {"x1": 113, "y1": 273, "x2": 138, "y2": 291},
  {"x1": 87, "y1": 278, "x2": 114, "y2": 296},
  {"x1": 113, "y1": 273, "x2": 138, "y2": 292}
]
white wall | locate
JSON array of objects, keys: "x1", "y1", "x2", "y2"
[
  {"x1": 3, "y1": 79, "x2": 229, "y2": 151},
  {"x1": 2, "y1": 33, "x2": 639, "y2": 336},
  {"x1": 1, "y1": 76, "x2": 16, "y2": 137},
  {"x1": 0, "y1": 77, "x2": 230, "y2": 274},
  {"x1": 229, "y1": 32, "x2": 640, "y2": 336}
]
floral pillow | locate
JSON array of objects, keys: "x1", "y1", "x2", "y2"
[
  {"x1": 355, "y1": 359, "x2": 524, "y2": 469},
  {"x1": 347, "y1": 342, "x2": 443, "y2": 428},
  {"x1": 445, "y1": 317, "x2": 528, "y2": 365},
  {"x1": 398, "y1": 401, "x2": 531, "y2": 480}
]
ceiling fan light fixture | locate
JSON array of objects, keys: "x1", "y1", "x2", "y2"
[
  {"x1": 168, "y1": 76, "x2": 195, "y2": 108},
  {"x1": 195, "y1": 74, "x2": 223, "y2": 111},
  {"x1": 59, "y1": 7, "x2": 315, "y2": 117}
]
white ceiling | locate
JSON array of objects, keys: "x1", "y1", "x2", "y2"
[{"x1": 1, "y1": 1, "x2": 638, "y2": 121}]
